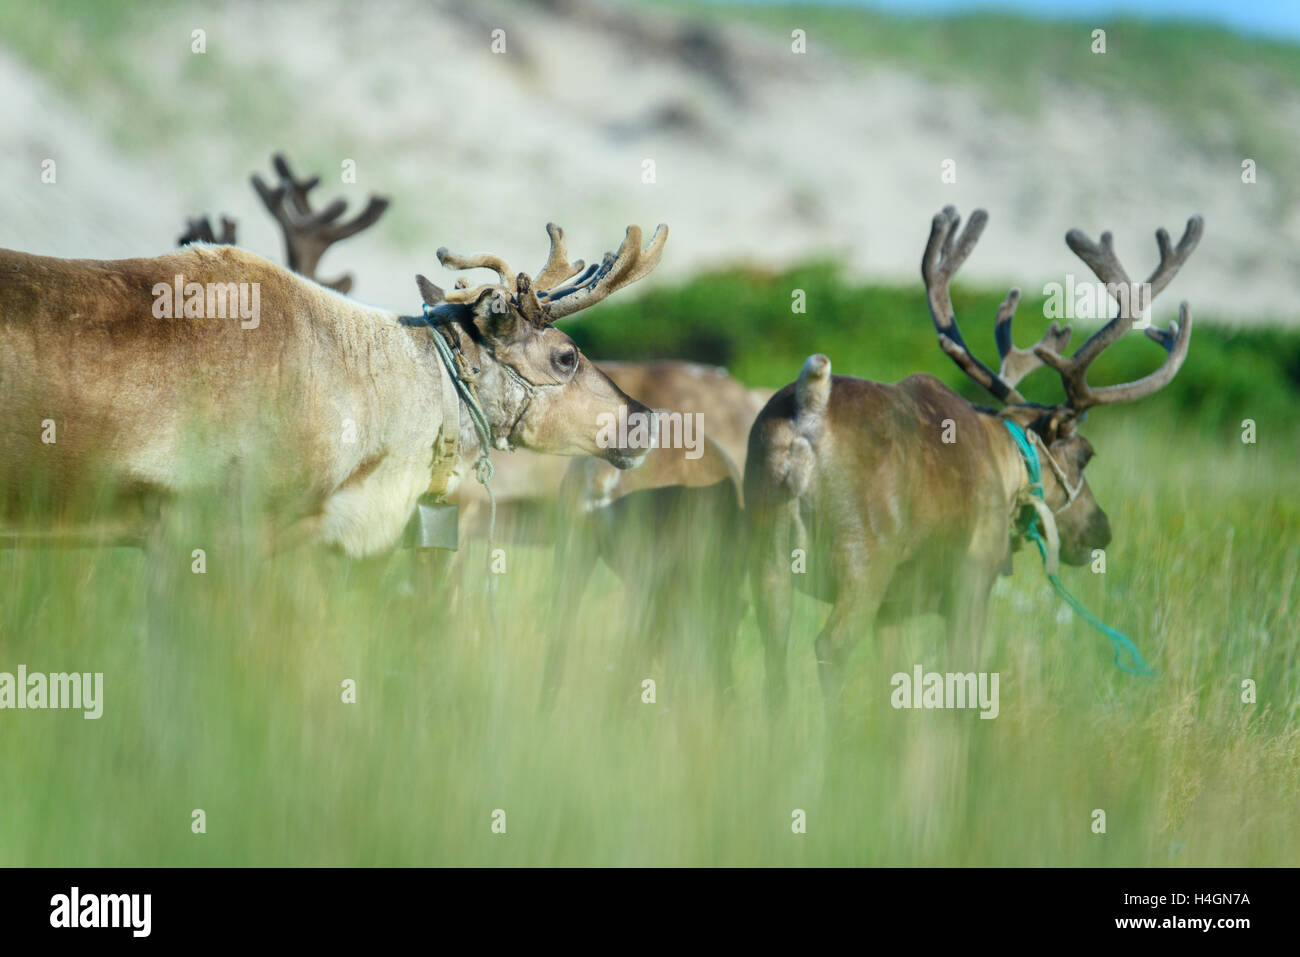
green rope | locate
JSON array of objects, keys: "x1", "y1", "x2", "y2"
[{"x1": 1003, "y1": 420, "x2": 1155, "y2": 677}]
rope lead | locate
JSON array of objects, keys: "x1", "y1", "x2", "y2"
[
  {"x1": 1003, "y1": 420, "x2": 1155, "y2": 677},
  {"x1": 424, "y1": 304, "x2": 497, "y2": 588}
]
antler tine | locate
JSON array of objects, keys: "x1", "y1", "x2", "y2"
[
  {"x1": 1075, "y1": 303, "x2": 1193, "y2": 408},
  {"x1": 289, "y1": 196, "x2": 347, "y2": 229},
  {"x1": 1040, "y1": 216, "x2": 1202, "y2": 411},
  {"x1": 1062, "y1": 227, "x2": 1137, "y2": 371},
  {"x1": 253, "y1": 154, "x2": 389, "y2": 292},
  {"x1": 253, "y1": 172, "x2": 318, "y2": 278},
  {"x1": 439, "y1": 282, "x2": 513, "y2": 307},
  {"x1": 324, "y1": 196, "x2": 390, "y2": 242},
  {"x1": 1145, "y1": 215, "x2": 1204, "y2": 300},
  {"x1": 591, "y1": 224, "x2": 644, "y2": 290},
  {"x1": 434, "y1": 247, "x2": 515, "y2": 306},
  {"x1": 271, "y1": 152, "x2": 355, "y2": 236},
  {"x1": 617, "y1": 223, "x2": 669, "y2": 286},
  {"x1": 545, "y1": 256, "x2": 610, "y2": 299},
  {"x1": 542, "y1": 224, "x2": 668, "y2": 320},
  {"x1": 178, "y1": 215, "x2": 237, "y2": 247},
  {"x1": 1065, "y1": 228, "x2": 1130, "y2": 288},
  {"x1": 272, "y1": 153, "x2": 321, "y2": 216},
  {"x1": 251, "y1": 173, "x2": 287, "y2": 220},
  {"x1": 921, "y1": 206, "x2": 1025, "y2": 405},
  {"x1": 427, "y1": 223, "x2": 667, "y2": 319},
  {"x1": 533, "y1": 223, "x2": 586, "y2": 291},
  {"x1": 994, "y1": 289, "x2": 1073, "y2": 390},
  {"x1": 177, "y1": 218, "x2": 205, "y2": 246},
  {"x1": 1063, "y1": 216, "x2": 1200, "y2": 371},
  {"x1": 435, "y1": 248, "x2": 515, "y2": 285}
]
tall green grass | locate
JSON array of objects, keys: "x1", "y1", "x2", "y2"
[{"x1": 1, "y1": 274, "x2": 1297, "y2": 866}]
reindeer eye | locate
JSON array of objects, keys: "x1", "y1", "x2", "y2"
[{"x1": 552, "y1": 347, "x2": 578, "y2": 376}]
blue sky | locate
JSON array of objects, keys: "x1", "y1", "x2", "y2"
[{"x1": 731, "y1": 0, "x2": 1300, "y2": 40}]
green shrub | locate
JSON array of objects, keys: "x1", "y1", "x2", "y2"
[{"x1": 565, "y1": 265, "x2": 1300, "y2": 441}]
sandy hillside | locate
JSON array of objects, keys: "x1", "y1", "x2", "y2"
[{"x1": 1, "y1": 0, "x2": 1297, "y2": 324}]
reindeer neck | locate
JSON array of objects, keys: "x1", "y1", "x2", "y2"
[{"x1": 981, "y1": 410, "x2": 1040, "y2": 519}]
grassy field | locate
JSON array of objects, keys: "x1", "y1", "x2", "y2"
[{"x1": 1, "y1": 269, "x2": 1296, "y2": 867}]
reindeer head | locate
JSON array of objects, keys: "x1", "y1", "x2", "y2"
[
  {"x1": 922, "y1": 205, "x2": 1202, "y2": 565},
  {"x1": 414, "y1": 222, "x2": 669, "y2": 469}
]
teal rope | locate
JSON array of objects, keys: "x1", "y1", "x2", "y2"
[{"x1": 1003, "y1": 420, "x2": 1155, "y2": 677}]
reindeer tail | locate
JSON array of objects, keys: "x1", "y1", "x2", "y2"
[{"x1": 781, "y1": 354, "x2": 831, "y2": 498}]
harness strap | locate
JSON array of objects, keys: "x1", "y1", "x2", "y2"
[
  {"x1": 1030, "y1": 431, "x2": 1085, "y2": 510},
  {"x1": 426, "y1": 331, "x2": 462, "y2": 500},
  {"x1": 420, "y1": 306, "x2": 497, "y2": 552},
  {"x1": 1003, "y1": 420, "x2": 1155, "y2": 677}
]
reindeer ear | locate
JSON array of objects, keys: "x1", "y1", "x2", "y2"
[
  {"x1": 471, "y1": 288, "x2": 518, "y2": 340},
  {"x1": 415, "y1": 274, "x2": 444, "y2": 307},
  {"x1": 1046, "y1": 407, "x2": 1077, "y2": 441}
]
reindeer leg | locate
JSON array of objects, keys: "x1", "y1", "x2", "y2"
[
  {"x1": 947, "y1": 569, "x2": 996, "y2": 669},
  {"x1": 815, "y1": 546, "x2": 896, "y2": 734},
  {"x1": 540, "y1": 508, "x2": 599, "y2": 711},
  {"x1": 752, "y1": 498, "x2": 799, "y2": 713}
]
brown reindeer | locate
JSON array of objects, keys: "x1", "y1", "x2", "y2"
[
  {"x1": 180, "y1": 159, "x2": 761, "y2": 563},
  {"x1": 452, "y1": 360, "x2": 771, "y2": 540},
  {"x1": 746, "y1": 205, "x2": 1201, "y2": 708},
  {"x1": 0, "y1": 221, "x2": 667, "y2": 557},
  {"x1": 545, "y1": 434, "x2": 746, "y2": 700}
]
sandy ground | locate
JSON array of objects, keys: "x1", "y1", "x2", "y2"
[{"x1": 1, "y1": 0, "x2": 1297, "y2": 324}]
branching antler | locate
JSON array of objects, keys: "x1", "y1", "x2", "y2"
[
  {"x1": 539, "y1": 224, "x2": 668, "y2": 320},
  {"x1": 178, "y1": 215, "x2": 237, "y2": 247},
  {"x1": 1034, "y1": 216, "x2": 1203, "y2": 411},
  {"x1": 434, "y1": 222, "x2": 667, "y2": 326},
  {"x1": 532, "y1": 222, "x2": 586, "y2": 290},
  {"x1": 994, "y1": 291, "x2": 1072, "y2": 391},
  {"x1": 251, "y1": 153, "x2": 389, "y2": 294},
  {"x1": 922, "y1": 206, "x2": 1071, "y2": 405}
]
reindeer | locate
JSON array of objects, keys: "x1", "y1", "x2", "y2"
[
  {"x1": 545, "y1": 434, "x2": 746, "y2": 699},
  {"x1": 538, "y1": 369, "x2": 768, "y2": 693},
  {"x1": 182, "y1": 156, "x2": 769, "y2": 546},
  {"x1": 746, "y1": 205, "x2": 1201, "y2": 708},
  {"x1": 452, "y1": 360, "x2": 771, "y2": 540},
  {"x1": 592, "y1": 361, "x2": 771, "y2": 473},
  {"x1": 180, "y1": 157, "x2": 760, "y2": 576},
  {"x1": 0, "y1": 220, "x2": 667, "y2": 558},
  {"x1": 534, "y1": 368, "x2": 764, "y2": 699}
]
